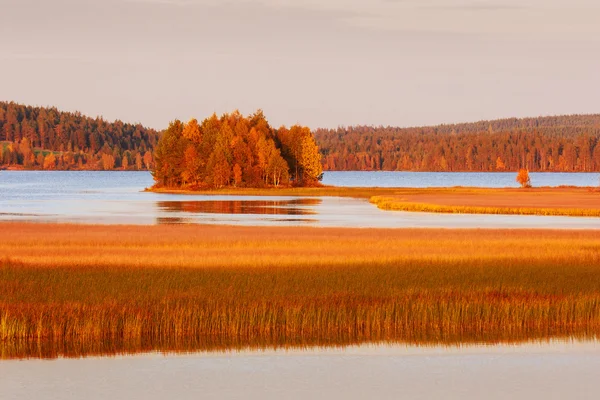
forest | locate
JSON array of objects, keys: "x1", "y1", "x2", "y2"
[
  {"x1": 315, "y1": 114, "x2": 600, "y2": 172},
  {"x1": 152, "y1": 110, "x2": 322, "y2": 188},
  {"x1": 2, "y1": 100, "x2": 600, "y2": 173},
  {"x1": 0, "y1": 101, "x2": 158, "y2": 170}
]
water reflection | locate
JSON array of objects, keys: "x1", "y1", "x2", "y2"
[
  {"x1": 157, "y1": 199, "x2": 321, "y2": 216},
  {"x1": 1, "y1": 171, "x2": 600, "y2": 228},
  {"x1": 3, "y1": 342, "x2": 599, "y2": 400},
  {"x1": 3, "y1": 332, "x2": 598, "y2": 361}
]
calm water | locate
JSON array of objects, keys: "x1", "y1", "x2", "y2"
[
  {"x1": 323, "y1": 171, "x2": 600, "y2": 188},
  {"x1": 2, "y1": 341, "x2": 599, "y2": 400},
  {"x1": 2, "y1": 172, "x2": 599, "y2": 397},
  {"x1": 1, "y1": 171, "x2": 599, "y2": 228}
]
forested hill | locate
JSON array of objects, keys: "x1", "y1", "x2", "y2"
[
  {"x1": 314, "y1": 114, "x2": 600, "y2": 172},
  {"x1": 0, "y1": 101, "x2": 158, "y2": 170},
  {"x1": 3, "y1": 101, "x2": 600, "y2": 173}
]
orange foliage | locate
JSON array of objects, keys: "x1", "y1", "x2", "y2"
[
  {"x1": 153, "y1": 110, "x2": 321, "y2": 189},
  {"x1": 516, "y1": 169, "x2": 531, "y2": 188}
]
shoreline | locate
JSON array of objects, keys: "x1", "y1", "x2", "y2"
[{"x1": 148, "y1": 186, "x2": 600, "y2": 218}]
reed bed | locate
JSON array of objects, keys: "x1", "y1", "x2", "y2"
[
  {"x1": 2, "y1": 223, "x2": 600, "y2": 358},
  {"x1": 371, "y1": 196, "x2": 600, "y2": 217}
]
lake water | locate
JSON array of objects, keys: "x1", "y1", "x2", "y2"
[
  {"x1": 1, "y1": 171, "x2": 599, "y2": 228},
  {"x1": 2, "y1": 341, "x2": 599, "y2": 400},
  {"x1": 2, "y1": 172, "x2": 600, "y2": 398},
  {"x1": 322, "y1": 171, "x2": 600, "y2": 188}
]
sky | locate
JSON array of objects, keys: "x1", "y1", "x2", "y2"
[{"x1": 1, "y1": 0, "x2": 599, "y2": 130}]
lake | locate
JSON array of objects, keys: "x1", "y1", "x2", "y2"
[
  {"x1": 322, "y1": 171, "x2": 600, "y2": 188},
  {"x1": 1, "y1": 171, "x2": 599, "y2": 228},
  {"x1": 2, "y1": 341, "x2": 600, "y2": 400},
  {"x1": 2, "y1": 171, "x2": 600, "y2": 399}
]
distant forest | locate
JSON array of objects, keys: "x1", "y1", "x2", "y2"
[
  {"x1": 315, "y1": 115, "x2": 600, "y2": 172},
  {"x1": 153, "y1": 111, "x2": 322, "y2": 188},
  {"x1": 0, "y1": 101, "x2": 158, "y2": 170},
  {"x1": 2, "y1": 100, "x2": 600, "y2": 173}
]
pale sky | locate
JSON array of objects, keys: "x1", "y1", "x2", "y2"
[{"x1": 1, "y1": 0, "x2": 599, "y2": 129}]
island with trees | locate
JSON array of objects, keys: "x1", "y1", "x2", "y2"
[{"x1": 151, "y1": 110, "x2": 323, "y2": 189}]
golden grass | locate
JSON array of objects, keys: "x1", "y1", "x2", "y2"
[
  {"x1": 371, "y1": 197, "x2": 600, "y2": 217},
  {"x1": 370, "y1": 187, "x2": 600, "y2": 217},
  {"x1": 2, "y1": 222, "x2": 600, "y2": 358}
]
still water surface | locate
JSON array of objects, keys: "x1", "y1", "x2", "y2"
[
  {"x1": 323, "y1": 171, "x2": 600, "y2": 188},
  {"x1": 2, "y1": 172, "x2": 599, "y2": 397},
  {"x1": 1, "y1": 171, "x2": 599, "y2": 228},
  {"x1": 1, "y1": 341, "x2": 599, "y2": 400}
]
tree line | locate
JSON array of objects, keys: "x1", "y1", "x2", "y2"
[
  {"x1": 3, "y1": 100, "x2": 600, "y2": 174},
  {"x1": 152, "y1": 110, "x2": 323, "y2": 188},
  {"x1": 0, "y1": 101, "x2": 158, "y2": 170},
  {"x1": 314, "y1": 114, "x2": 600, "y2": 172}
]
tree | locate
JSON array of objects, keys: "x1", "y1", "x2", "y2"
[
  {"x1": 153, "y1": 120, "x2": 187, "y2": 187},
  {"x1": 495, "y1": 157, "x2": 506, "y2": 170},
  {"x1": 135, "y1": 152, "x2": 143, "y2": 170},
  {"x1": 267, "y1": 151, "x2": 289, "y2": 186},
  {"x1": 143, "y1": 151, "x2": 153, "y2": 169},
  {"x1": 182, "y1": 144, "x2": 202, "y2": 186},
  {"x1": 233, "y1": 163, "x2": 242, "y2": 187},
  {"x1": 299, "y1": 132, "x2": 323, "y2": 183},
  {"x1": 516, "y1": 168, "x2": 531, "y2": 188},
  {"x1": 101, "y1": 153, "x2": 115, "y2": 170},
  {"x1": 43, "y1": 153, "x2": 56, "y2": 170},
  {"x1": 182, "y1": 118, "x2": 202, "y2": 143}
]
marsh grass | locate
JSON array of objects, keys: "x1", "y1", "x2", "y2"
[
  {"x1": 2, "y1": 223, "x2": 600, "y2": 359},
  {"x1": 371, "y1": 196, "x2": 600, "y2": 217}
]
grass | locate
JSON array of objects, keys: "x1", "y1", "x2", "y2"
[
  {"x1": 370, "y1": 196, "x2": 600, "y2": 217},
  {"x1": 2, "y1": 222, "x2": 600, "y2": 359}
]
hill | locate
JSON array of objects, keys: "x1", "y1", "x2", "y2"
[
  {"x1": 2, "y1": 101, "x2": 600, "y2": 173},
  {"x1": 314, "y1": 114, "x2": 600, "y2": 172},
  {"x1": 0, "y1": 101, "x2": 159, "y2": 170}
]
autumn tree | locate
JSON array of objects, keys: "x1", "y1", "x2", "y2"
[
  {"x1": 43, "y1": 153, "x2": 56, "y2": 170},
  {"x1": 153, "y1": 120, "x2": 187, "y2": 187},
  {"x1": 299, "y1": 131, "x2": 323, "y2": 183},
  {"x1": 516, "y1": 169, "x2": 531, "y2": 188},
  {"x1": 182, "y1": 144, "x2": 202, "y2": 186},
  {"x1": 101, "y1": 153, "x2": 115, "y2": 170},
  {"x1": 182, "y1": 118, "x2": 202, "y2": 142}
]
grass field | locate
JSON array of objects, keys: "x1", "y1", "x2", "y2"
[
  {"x1": 2, "y1": 222, "x2": 600, "y2": 359},
  {"x1": 151, "y1": 186, "x2": 600, "y2": 217}
]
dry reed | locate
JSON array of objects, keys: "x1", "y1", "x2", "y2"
[{"x1": 2, "y1": 223, "x2": 600, "y2": 359}]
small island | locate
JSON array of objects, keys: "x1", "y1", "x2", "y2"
[{"x1": 151, "y1": 110, "x2": 323, "y2": 189}]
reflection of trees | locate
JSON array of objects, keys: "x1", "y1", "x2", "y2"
[
  {"x1": 158, "y1": 199, "x2": 321, "y2": 216},
  {"x1": 155, "y1": 217, "x2": 189, "y2": 225}
]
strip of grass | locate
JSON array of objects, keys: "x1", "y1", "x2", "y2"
[
  {"x1": 2, "y1": 223, "x2": 600, "y2": 358},
  {"x1": 370, "y1": 196, "x2": 600, "y2": 217}
]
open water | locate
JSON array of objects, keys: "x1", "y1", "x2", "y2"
[{"x1": 0, "y1": 171, "x2": 599, "y2": 228}]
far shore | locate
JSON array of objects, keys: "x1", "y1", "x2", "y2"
[{"x1": 148, "y1": 186, "x2": 600, "y2": 218}]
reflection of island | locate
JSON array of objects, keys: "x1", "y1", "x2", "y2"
[{"x1": 157, "y1": 198, "x2": 322, "y2": 216}]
